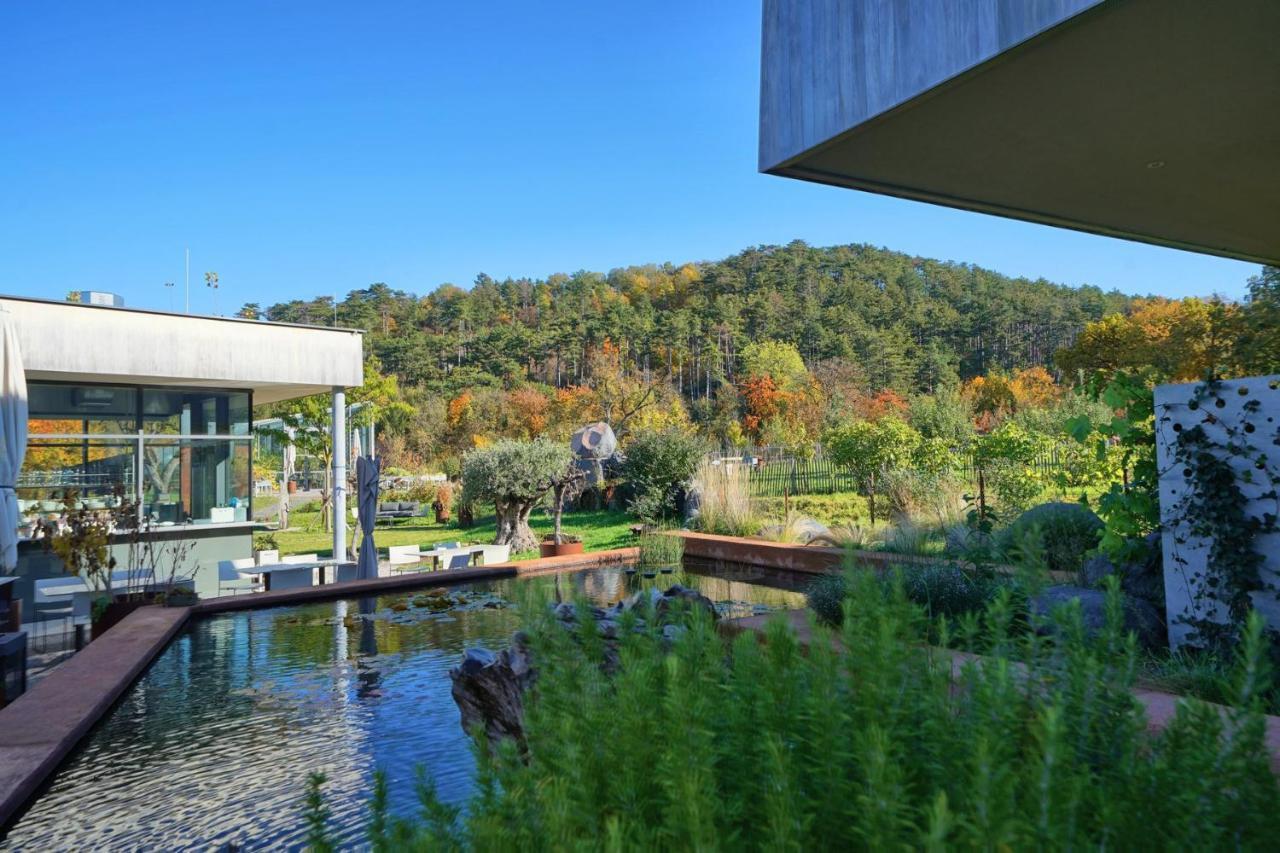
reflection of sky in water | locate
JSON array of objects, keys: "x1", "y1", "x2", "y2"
[{"x1": 2, "y1": 567, "x2": 804, "y2": 850}]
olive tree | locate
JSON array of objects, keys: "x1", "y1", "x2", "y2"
[{"x1": 461, "y1": 439, "x2": 575, "y2": 551}]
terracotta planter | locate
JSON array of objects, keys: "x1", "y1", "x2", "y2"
[
  {"x1": 287, "y1": 480, "x2": 298, "y2": 495},
  {"x1": 541, "y1": 541, "x2": 585, "y2": 557},
  {"x1": 434, "y1": 509, "x2": 451, "y2": 524}
]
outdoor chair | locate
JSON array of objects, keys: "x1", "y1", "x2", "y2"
[
  {"x1": 217, "y1": 558, "x2": 263, "y2": 595},
  {"x1": 478, "y1": 544, "x2": 511, "y2": 565},
  {"x1": 443, "y1": 550, "x2": 474, "y2": 571}
]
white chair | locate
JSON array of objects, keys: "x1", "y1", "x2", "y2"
[
  {"x1": 442, "y1": 549, "x2": 474, "y2": 571},
  {"x1": 218, "y1": 558, "x2": 263, "y2": 595},
  {"x1": 256, "y1": 549, "x2": 280, "y2": 566},
  {"x1": 478, "y1": 544, "x2": 511, "y2": 565},
  {"x1": 388, "y1": 544, "x2": 424, "y2": 574}
]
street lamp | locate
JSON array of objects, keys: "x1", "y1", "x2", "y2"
[{"x1": 204, "y1": 271, "x2": 219, "y2": 315}]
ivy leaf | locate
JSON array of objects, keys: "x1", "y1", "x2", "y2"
[{"x1": 1065, "y1": 414, "x2": 1093, "y2": 444}]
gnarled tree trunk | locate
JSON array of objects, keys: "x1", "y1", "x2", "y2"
[{"x1": 494, "y1": 499, "x2": 539, "y2": 552}]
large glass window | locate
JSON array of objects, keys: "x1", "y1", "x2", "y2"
[{"x1": 18, "y1": 382, "x2": 252, "y2": 535}]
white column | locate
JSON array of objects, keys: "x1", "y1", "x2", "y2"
[{"x1": 332, "y1": 387, "x2": 347, "y2": 562}]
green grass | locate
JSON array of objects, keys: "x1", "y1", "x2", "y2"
[{"x1": 273, "y1": 507, "x2": 634, "y2": 560}]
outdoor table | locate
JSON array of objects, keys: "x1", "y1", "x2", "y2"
[{"x1": 254, "y1": 559, "x2": 346, "y2": 591}]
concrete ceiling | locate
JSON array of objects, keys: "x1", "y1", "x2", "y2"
[{"x1": 764, "y1": 0, "x2": 1280, "y2": 265}]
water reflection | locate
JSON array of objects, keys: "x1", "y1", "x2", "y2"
[{"x1": 1, "y1": 566, "x2": 804, "y2": 850}]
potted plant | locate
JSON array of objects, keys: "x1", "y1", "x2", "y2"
[
  {"x1": 432, "y1": 481, "x2": 454, "y2": 524},
  {"x1": 253, "y1": 531, "x2": 279, "y2": 563},
  {"x1": 540, "y1": 532, "x2": 584, "y2": 558},
  {"x1": 540, "y1": 462, "x2": 587, "y2": 557}
]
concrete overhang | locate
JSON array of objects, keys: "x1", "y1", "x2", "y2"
[
  {"x1": 0, "y1": 295, "x2": 364, "y2": 404},
  {"x1": 760, "y1": 0, "x2": 1280, "y2": 265}
]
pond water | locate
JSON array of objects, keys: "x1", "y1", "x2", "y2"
[{"x1": 2, "y1": 565, "x2": 804, "y2": 850}]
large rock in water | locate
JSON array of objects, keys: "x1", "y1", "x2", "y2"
[
  {"x1": 452, "y1": 585, "x2": 717, "y2": 746},
  {"x1": 1030, "y1": 584, "x2": 1167, "y2": 649},
  {"x1": 449, "y1": 634, "x2": 535, "y2": 749}
]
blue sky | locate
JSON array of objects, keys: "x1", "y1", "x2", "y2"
[{"x1": 0, "y1": 1, "x2": 1260, "y2": 314}]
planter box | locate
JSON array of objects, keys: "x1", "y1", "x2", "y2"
[{"x1": 540, "y1": 541, "x2": 585, "y2": 558}]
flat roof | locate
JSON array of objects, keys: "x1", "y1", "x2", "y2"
[
  {"x1": 0, "y1": 295, "x2": 364, "y2": 404},
  {"x1": 760, "y1": 0, "x2": 1280, "y2": 265}
]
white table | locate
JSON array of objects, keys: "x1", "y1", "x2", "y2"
[{"x1": 254, "y1": 559, "x2": 350, "y2": 591}]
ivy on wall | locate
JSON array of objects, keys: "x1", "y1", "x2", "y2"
[{"x1": 1160, "y1": 378, "x2": 1280, "y2": 648}]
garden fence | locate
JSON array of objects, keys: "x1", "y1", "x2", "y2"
[{"x1": 710, "y1": 444, "x2": 1065, "y2": 497}]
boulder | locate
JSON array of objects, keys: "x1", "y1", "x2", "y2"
[
  {"x1": 1079, "y1": 533, "x2": 1165, "y2": 609},
  {"x1": 449, "y1": 636, "x2": 535, "y2": 748},
  {"x1": 571, "y1": 422, "x2": 617, "y2": 460},
  {"x1": 1030, "y1": 584, "x2": 1166, "y2": 649}
]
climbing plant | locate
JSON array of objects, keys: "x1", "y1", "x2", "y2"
[{"x1": 1159, "y1": 378, "x2": 1280, "y2": 648}]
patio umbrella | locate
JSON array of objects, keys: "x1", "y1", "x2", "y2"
[
  {"x1": 0, "y1": 309, "x2": 26, "y2": 572},
  {"x1": 356, "y1": 455, "x2": 380, "y2": 581}
]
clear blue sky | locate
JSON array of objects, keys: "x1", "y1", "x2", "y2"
[{"x1": 0, "y1": 1, "x2": 1260, "y2": 315}]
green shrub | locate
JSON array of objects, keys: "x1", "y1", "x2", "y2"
[
  {"x1": 900, "y1": 563, "x2": 1002, "y2": 621},
  {"x1": 252, "y1": 531, "x2": 279, "y2": 552},
  {"x1": 622, "y1": 429, "x2": 708, "y2": 524},
  {"x1": 318, "y1": 576, "x2": 1280, "y2": 849},
  {"x1": 996, "y1": 501, "x2": 1103, "y2": 575},
  {"x1": 805, "y1": 573, "x2": 847, "y2": 626}
]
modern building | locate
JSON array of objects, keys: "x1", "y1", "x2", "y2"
[
  {"x1": 3, "y1": 294, "x2": 363, "y2": 618},
  {"x1": 759, "y1": 0, "x2": 1279, "y2": 265}
]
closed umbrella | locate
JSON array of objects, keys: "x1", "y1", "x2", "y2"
[
  {"x1": 356, "y1": 455, "x2": 380, "y2": 580},
  {"x1": 0, "y1": 310, "x2": 27, "y2": 572}
]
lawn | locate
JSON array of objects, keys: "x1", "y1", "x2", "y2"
[{"x1": 268, "y1": 507, "x2": 635, "y2": 560}]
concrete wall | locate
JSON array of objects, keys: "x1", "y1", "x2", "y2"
[
  {"x1": 1, "y1": 296, "x2": 363, "y2": 403},
  {"x1": 759, "y1": 0, "x2": 1102, "y2": 170},
  {"x1": 1155, "y1": 375, "x2": 1280, "y2": 648},
  {"x1": 12, "y1": 526, "x2": 252, "y2": 623}
]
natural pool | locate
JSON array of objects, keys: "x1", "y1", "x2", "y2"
[{"x1": 2, "y1": 565, "x2": 805, "y2": 850}]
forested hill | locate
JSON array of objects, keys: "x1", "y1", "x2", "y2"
[{"x1": 247, "y1": 240, "x2": 1133, "y2": 398}]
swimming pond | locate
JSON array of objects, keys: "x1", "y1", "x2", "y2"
[{"x1": 2, "y1": 565, "x2": 805, "y2": 849}]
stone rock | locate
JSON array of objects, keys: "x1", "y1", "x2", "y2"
[
  {"x1": 1079, "y1": 533, "x2": 1166, "y2": 610},
  {"x1": 449, "y1": 638, "x2": 535, "y2": 748},
  {"x1": 571, "y1": 422, "x2": 617, "y2": 460},
  {"x1": 683, "y1": 484, "x2": 702, "y2": 524},
  {"x1": 1030, "y1": 585, "x2": 1167, "y2": 649},
  {"x1": 654, "y1": 584, "x2": 717, "y2": 622}
]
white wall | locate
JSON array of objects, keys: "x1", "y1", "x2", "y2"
[
  {"x1": 1, "y1": 296, "x2": 363, "y2": 403},
  {"x1": 1155, "y1": 375, "x2": 1280, "y2": 648}
]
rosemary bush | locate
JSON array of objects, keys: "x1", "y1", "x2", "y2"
[{"x1": 315, "y1": 575, "x2": 1280, "y2": 849}]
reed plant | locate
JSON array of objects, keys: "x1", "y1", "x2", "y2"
[
  {"x1": 637, "y1": 532, "x2": 684, "y2": 571},
  {"x1": 312, "y1": 571, "x2": 1280, "y2": 849},
  {"x1": 689, "y1": 459, "x2": 757, "y2": 537}
]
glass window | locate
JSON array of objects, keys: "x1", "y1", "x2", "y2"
[
  {"x1": 27, "y1": 384, "x2": 137, "y2": 435},
  {"x1": 142, "y1": 439, "x2": 250, "y2": 525},
  {"x1": 142, "y1": 390, "x2": 251, "y2": 436},
  {"x1": 16, "y1": 440, "x2": 135, "y2": 537},
  {"x1": 18, "y1": 383, "x2": 253, "y2": 536}
]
